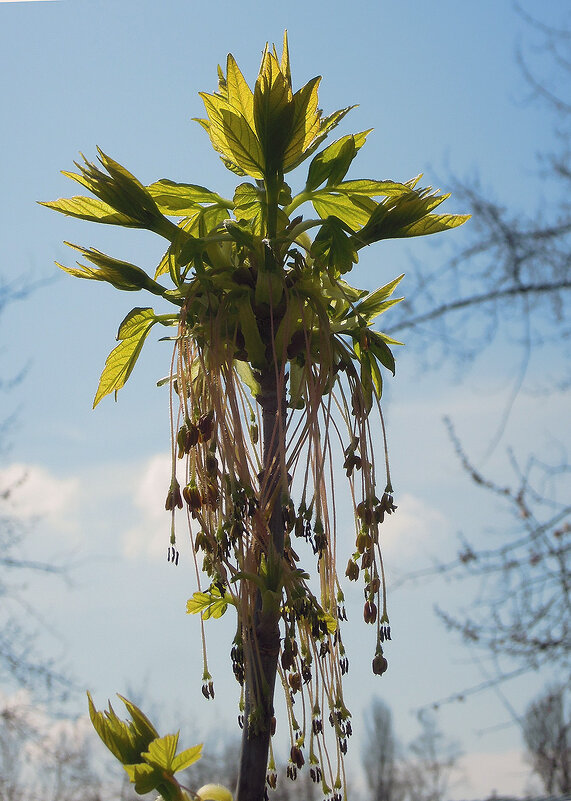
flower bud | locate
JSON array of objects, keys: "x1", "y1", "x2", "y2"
[
  {"x1": 345, "y1": 559, "x2": 359, "y2": 581},
  {"x1": 288, "y1": 672, "x2": 302, "y2": 693},
  {"x1": 363, "y1": 600, "x2": 377, "y2": 624},
  {"x1": 198, "y1": 410, "x2": 215, "y2": 441},
  {"x1": 290, "y1": 745, "x2": 305, "y2": 769},
  {"x1": 372, "y1": 652, "x2": 388, "y2": 675}
]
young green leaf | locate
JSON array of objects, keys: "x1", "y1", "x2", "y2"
[
  {"x1": 186, "y1": 586, "x2": 234, "y2": 619},
  {"x1": 147, "y1": 179, "x2": 230, "y2": 216},
  {"x1": 59, "y1": 244, "x2": 167, "y2": 295},
  {"x1": 123, "y1": 762, "x2": 163, "y2": 795},
  {"x1": 93, "y1": 308, "x2": 159, "y2": 407},
  {"x1": 142, "y1": 732, "x2": 179, "y2": 771},
  {"x1": 305, "y1": 132, "x2": 369, "y2": 192},
  {"x1": 39, "y1": 195, "x2": 135, "y2": 226},
  {"x1": 171, "y1": 743, "x2": 203, "y2": 773}
]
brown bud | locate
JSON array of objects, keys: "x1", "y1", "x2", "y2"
[
  {"x1": 372, "y1": 653, "x2": 388, "y2": 676},
  {"x1": 290, "y1": 745, "x2": 305, "y2": 769},
  {"x1": 198, "y1": 410, "x2": 215, "y2": 441},
  {"x1": 363, "y1": 600, "x2": 377, "y2": 624},
  {"x1": 356, "y1": 531, "x2": 371, "y2": 554},
  {"x1": 183, "y1": 483, "x2": 202, "y2": 512},
  {"x1": 281, "y1": 648, "x2": 295, "y2": 672},
  {"x1": 165, "y1": 480, "x2": 183, "y2": 511},
  {"x1": 205, "y1": 453, "x2": 218, "y2": 478},
  {"x1": 345, "y1": 559, "x2": 359, "y2": 581},
  {"x1": 186, "y1": 423, "x2": 200, "y2": 449},
  {"x1": 288, "y1": 672, "x2": 302, "y2": 693}
]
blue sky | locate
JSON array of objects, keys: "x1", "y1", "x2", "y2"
[{"x1": 0, "y1": 1, "x2": 568, "y2": 798}]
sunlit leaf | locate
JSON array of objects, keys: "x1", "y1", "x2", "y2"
[
  {"x1": 225, "y1": 53, "x2": 255, "y2": 130},
  {"x1": 234, "y1": 359, "x2": 261, "y2": 398},
  {"x1": 39, "y1": 195, "x2": 135, "y2": 226},
  {"x1": 312, "y1": 193, "x2": 374, "y2": 229},
  {"x1": 282, "y1": 76, "x2": 321, "y2": 172},
  {"x1": 311, "y1": 216, "x2": 358, "y2": 277},
  {"x1": 397, "y1": 212, "x2": 471, "y2": 237},
  {"x1": 335, "y1": 179, "x2": 409, "y2": 197},
  {"x1": 59, "y1": 244, "x2": 166, "y2": 295},
  {"x1": 199, "y1": 94, "x2": 264, "y2": 178},
  {"x1": 171, "y1": 743, "x2": 203, "y2": 773},
  {"x1": 147, "y1": 179, "x2": 229, "y2": 216},
  {"x1": 142, "y1": 733, "x2": 179, "y2": 771},
  {"x1": 354, "y1": 275, "x2": 404, "y2": 322},
  {"x1": 254, "y1": 49, "x2": 294, "y2": 173},
  {"x1": 93, "y1": 309, "x2": 158, "y2": 407},
  {"x1": 186, "y1": 586, "x2": 234, "y2": 619},
  {"x1": 117, "y1": 695, "x2": 160, "y2": 744},
  {"x1": 305, "y1": 131, "x2": 369, "y2": 192},
  {"x1": 123, "y1": 762, "x2": 161, "y2": 795}
]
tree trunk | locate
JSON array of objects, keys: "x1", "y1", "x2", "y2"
[{"x1": 235, "y1": 366, "x2": 286, "y2": 801}]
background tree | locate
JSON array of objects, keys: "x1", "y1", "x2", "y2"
[
  {"x1": 362, "y1": 698, "x2": 401, "y2": 801},
  {"x1": 413, "y1": 427, "x2": 570, "y2": 693},
  {"x1": 387, "y1": 6, "x2": 571, "y2": 389},
  {"x1": 393, "y1": 5, "x2": 570, "y2": 725},
  {"x1": 399, "y1": 711, "x2": 461, "y2": 801},
  {"x1": 523, "y1": 683, "x2": 570, "y2": 795},
  {"x1": 0, "y1": 279, "x2": 70, "y2": 699},
  {"x1": 44, "y1": 34, "x2": 466, "y2": 801}
]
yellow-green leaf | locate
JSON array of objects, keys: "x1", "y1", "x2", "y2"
[
  {"x1": 186, "y1": 587, "x2": 234, "y2": 619},
  {"x1": 171, "y1": 743, "x2": 203, "y2": 773},
  {"x1": 225, "y1": 53, "x2": 255, "y2": 130},
  {"x1": 147, "y1": 179, "x2": 229, "y2": 216},
  {"x1": 142, "y1": 733, "x2": 179, "y2": 771},
  {"x1": 60, "y1": 244, "x2": 166, "y2": 295},
  {"x1": 312, "y1": 193, "x2": 373, "y2": 229},
  {"x1": 40, "y1": 196, "x2": 134, "y2": 226},
  {"x1": 398, "y1": 212, "x2": 471, "y2": 237},
  {"x1": 199, "y1": 93, "x2": 264, "y2": 178},
  {"x1": 93, "y1": 310, "x2": 158, "y2": 407}
]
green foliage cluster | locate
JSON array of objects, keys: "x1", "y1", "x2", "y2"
[{"x1": 45, "y1": 33, "x2": 467, "y2": 801}]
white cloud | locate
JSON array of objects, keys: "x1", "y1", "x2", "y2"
[
  {"x1": 123, "y1": 452, "x2": 176, "y2": 560},
  {"x1": 456, "y1": 749, "x2": 539, "y2": 799},
  {"x1": 0, "y1": 462, "x2": 79, "y2": 527},
  {"x1": 379, "y1": 492, "x2": 449, "y2": 565}
]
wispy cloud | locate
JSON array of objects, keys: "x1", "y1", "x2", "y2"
[
  {"x1": 0, "y1": 462, "x2": 79, "y2": 526},
  {"x1": 457, "y1": 749, "x2": 538, "y2": 798},
  {"x1": 123, "y1": 453, "x2": 174, "y2": 561}
]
